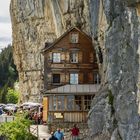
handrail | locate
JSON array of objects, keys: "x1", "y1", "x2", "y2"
[
  {"x1": 30, "y1": 125, "x2": 39, "y2": 139},
  {"x1": 0, "y1": 116, "x2": 14, "y2": 123}
]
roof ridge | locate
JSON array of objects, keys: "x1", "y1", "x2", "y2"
[{"x1": 42, "y1": 27, "x2": 91, "y2": 52}]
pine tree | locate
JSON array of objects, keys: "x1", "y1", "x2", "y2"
[{"x1": 0, "y1": 45, "x2": 18, "y2": 103}]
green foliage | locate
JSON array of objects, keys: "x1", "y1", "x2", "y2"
[
  {"x1": 108, "y1": 90, "x2": 114, "y2": 106},
  {"x1": 108, "y1": 90, "x2": 115, "y2": 114},
  {"x1": 0, "y1": 45, "x2": 18, "y2": 103},
  {"x1": 0, "y1": 114, "x2": 37, "y2": 140},
  {"x1": 6, "y1": 88, "x2": 19, "y2": 104}
]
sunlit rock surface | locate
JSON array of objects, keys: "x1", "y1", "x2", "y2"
[{"x1": 10, "y1": 0, "x2": 90, "y2": 102}]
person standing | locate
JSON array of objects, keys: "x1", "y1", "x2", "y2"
[
  {"x1": 49, "y1": 132, "x2": 58, "y2": 140},
  {"x1": 33, "y1": 112, "x2": 38, "y2": 124},
  {"x1": 71, "y1": 124, "x2": 79, "y2": 140},
  {"x1": 0, "y1": 107, "x2": 3, "y2": 115},
  {"x1": 54, "y1": 128, "x2": 64, "y2": 140}
]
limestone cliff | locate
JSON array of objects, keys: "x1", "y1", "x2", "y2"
[
  {"x1": 88, "y1": 0, "x2": 140, "y2": 140},
  {"x1": 10, "y1": 0, "x2": 90, "y2": 102},
  {"x1": 10, "y1": 0, "x2": 140, "y2": 139}
]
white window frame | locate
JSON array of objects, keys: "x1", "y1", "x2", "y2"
[
  {"x1": 70, "y1": 52, "x2": 78, "y2": 63},
  {"x1": 53, "y1": 53, "x2": 61, "y2": 63},
  {"x1": 70, "y1": 73, "x2": 78, "y2": 84},
  {"x1": 70, "y1": 33, "x2": 79, "y2": 43}
]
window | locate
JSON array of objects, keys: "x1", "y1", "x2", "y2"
[
  {"x1": 53, "y1": 96, "x2": 57, "y2": 110},
  {"x1": 84, "y1": 95, "x2": 94, "y2": 111},
  {"x1": 49, "y1": 96, "x2": 64, "y2": 111},
  {"x1": 70, "y1": 33, "x2": 79, "y2": 43},
  {"x1": 67, "y1": 96, "x2": 82, "y2": 111},
  {"x1": 53, "y1": 53, "x2": 60, "y2": 63},
  {"x1": 57, "y1": 96, "x2": 65, "y2": 110},
  {"x1": 49, "y1": 96, "x2": 53, "y2": 110},
  {"x1": 75, "y1": 96, "x2": 82, "y2": 111},
  {"x1": 67, "y1": 96, "x2": 74, "y2": 110},
  {"x1": 70, "y1": 73, "x2": 78, "y2": 84},
  {"x1": 70, "y1": 52, "x2": 78, "y2": 63},
  {"x1": 93, "y1": 72, "x2": 101, "y2": 84},
  {"x1": 53, "y1": 74, "x2": 60, "y2": 83}
]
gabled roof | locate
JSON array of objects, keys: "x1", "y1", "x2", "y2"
[{"x1": 42, "y1": 27, "x2": 92, "y2": 52}]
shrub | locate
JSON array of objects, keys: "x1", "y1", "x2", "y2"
[
  {"x1": 0, "y1": 114, "x2": 37, "y2": 140},
  {"x1": 6, "y1": 88, "x2": 19, "y2": 104}
]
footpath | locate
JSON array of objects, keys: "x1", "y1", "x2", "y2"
[
  {"x1": 30, "y1": 125, "x2": 88, "y2": 140},
  {"x1": 30, "y1": 125, "x2": 51, "y2": 140},
  {"x1": 30, "y1": 125, "x2": 72, "y2": 140}
]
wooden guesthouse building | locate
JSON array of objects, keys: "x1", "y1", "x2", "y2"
[{"x1": 42, "y1": 27, "x2": 100, "y2": 123}]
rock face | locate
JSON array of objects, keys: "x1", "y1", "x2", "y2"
[
  {"x1": 88, "y1": 0, "x2": 140, "y2": 140},
  {"x1": 10, "y1": 0, "x2": 140, "y2": 139},
  {"x1": 10, "y1": 0, "x2": 90, "y2": 102}
]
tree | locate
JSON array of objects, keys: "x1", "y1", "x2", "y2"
[
  {"x1": 6, "y1": 88, "x2": 19, "y2": 104},
  {"x1": 0, "y1": 45, "x2": 18, "y2": 103}
]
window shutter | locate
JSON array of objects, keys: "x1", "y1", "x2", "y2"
[
  {"x1": 90, "y1": 53, "x2": 93, "y2": 63},
  {"x1": 88, "y1": 72, "x2": 93, "y2": 83},
  {"x1": 48, "y1": 52, "x2": 52, "y2": 62},
  {"x1": 66, "y1": 73, "x2": 69, "y2": 83},
  {"x1": 79, "y1": 72, "x2": 83, "y2": 84},
  {"x1": 61, "y1": 52, "x2": 65, "y2": 62},
  {"x1": 78, "y1": 51, "x2": 83, "y2": 63},
  {"x1": 61, "y1": 73, "x2": 65, "y2": 84},
  {"x1": 66, "y1": 52, "x2": 70, "y2": 63},
  {"x1": 48, "y1": 73, "x2": 52, "y2": 83}
]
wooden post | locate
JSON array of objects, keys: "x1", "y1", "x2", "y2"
[
  {"x1": 43, "y1": 97, "x2": 48, "y2": 122},
  {"x1": 136, "y1": 3, "x2": 140, "y2": 16},
  {"x1": 37, "y1": 125, "x2": 39, "y2": 140}
]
